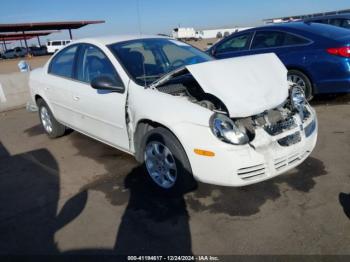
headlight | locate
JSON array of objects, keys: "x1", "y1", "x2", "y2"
[
  {"x1": 210, "y1": 113, "x2": 249, "y2": 145},
  {"x1": 290, "y1": 86, "x2": 306, "y2": 112}
]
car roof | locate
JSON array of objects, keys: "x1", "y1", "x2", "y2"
[
  {"x1": 74, "y1": 34, "x2": 169, "y2": 45},
  {"x1": 246, "y1": 21, "x2": 350, "y2": 39}
]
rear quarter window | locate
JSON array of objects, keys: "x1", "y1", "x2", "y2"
[
  {"x1": 48, "y1": 45, "x2": 78, "y2": 78},
  {"x1": 283, "y1": 33, "x2": 310, "y2": 45}
]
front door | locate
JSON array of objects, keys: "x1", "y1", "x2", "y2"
[{"x1": 71, "y1": 44, "x2": 130, "y2": 151}]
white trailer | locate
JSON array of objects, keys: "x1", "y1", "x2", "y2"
[{"x1": 172, "y1": 28, "x2": 197, "y2": 40}]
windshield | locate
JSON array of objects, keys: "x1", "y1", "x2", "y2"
[{"x1": 109, "y1": 38, "x2": 213, "y2": 86}]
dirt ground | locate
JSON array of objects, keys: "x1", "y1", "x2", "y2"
[
  {"x1": 0, "y1": 55, "x2": 51, "y2": 74},
  {"x1": 0, "y1": 95, "x2": 349, "y2": 257}
]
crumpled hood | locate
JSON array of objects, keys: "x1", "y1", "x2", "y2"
[{"x1": 186, "y1": 53, "x2": 289, "y2": 118}]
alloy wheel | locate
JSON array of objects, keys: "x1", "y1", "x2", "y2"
[
  {"x1": 40, "y1": 107, "x2": 53, "y2": 134},
  {"x1": 144, "y1": 141, "x2": 177, "y2": 189}
]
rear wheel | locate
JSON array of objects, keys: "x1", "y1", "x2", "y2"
[
  {"x1": 287, "y1": 70, "x2": 313, "y2": 101},
  {"x1": 37, "y1": 99, "x2": 66, "y2": 138},
  {"x1": 141, "y1": 127, "x2": 195, "y2": 194}
]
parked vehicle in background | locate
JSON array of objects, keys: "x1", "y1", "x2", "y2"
[
  {"x1": 208, "y1": 22, "x2": 350, "y2": 100},
  {"x1": 304, "y1": 14, "x2": 350, "y2": 29},
  {"x1": 2, "y1": 47, "x2": 27, "y2": 59},
  {"x1": 29, "y1": 46, "x2": 48, "y2": 56},
  {"x1": 29, "y1": 35, "x2": 317, "y2": 192},
  {"x1": 47, "y1": 40, "x2": 71, "y2": 54},
  {"x1": 172, "y1": 28, "x2": 198, "y2": 40}
]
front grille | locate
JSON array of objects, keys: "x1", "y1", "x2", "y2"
[
  {"x1": 237, "y1": 164, "x2": 266, "y2": 181},
  {"x1": 278, "y1": 131, "x2": 301, "y2": 147},
  {"x1": 264, "y1": 117, "x2": 297, "y2": 136}
]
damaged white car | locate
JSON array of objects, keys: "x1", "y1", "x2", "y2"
[{"x1": 29, "y1": 36, "x2": 318, "y2": 192}]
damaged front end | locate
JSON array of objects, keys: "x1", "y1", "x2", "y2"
[
  {"x1": 145, "y1": 53, "x2": 317, "y2": 186},
  {"x1": 233, "y1": 86, "x2": 316, "y2": 148}
]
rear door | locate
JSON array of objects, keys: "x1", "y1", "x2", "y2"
[
  {"x1": 70, "y1": 44, "x2": 130, "y2": 150},
  {"x1": 45, "y1": 44, "x2": 79, "y2": 126}
]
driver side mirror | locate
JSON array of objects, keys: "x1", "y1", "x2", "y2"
[
  {"x1": 91, "y1": 76, "x2": 125, "y2": 93},
  {"x1": 207, "y1": 46, "x2": 216, "y2": 57}
]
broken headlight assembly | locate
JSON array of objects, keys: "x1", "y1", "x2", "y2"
[
  {"x1": 210, "y1": 113, "x2": 249, "y2": 145},
  {"x1": 290, "y1": 86, "x2": 306, "y2": 112}
]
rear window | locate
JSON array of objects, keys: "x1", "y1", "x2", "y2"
[{"x1": 49, "y1": 45, "x2": 78, "y2": 78}]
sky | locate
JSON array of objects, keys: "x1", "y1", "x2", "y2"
[{"x1": 1, "y1": 0, "x2": 350, "y2": 46}]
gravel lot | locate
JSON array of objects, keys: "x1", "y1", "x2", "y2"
[
  {"x1": 0, "y1": 95, "x2": 349, "y2": 256},
  {"x1": 0, "y1": 55, "x2": 51, "y2": 74}
]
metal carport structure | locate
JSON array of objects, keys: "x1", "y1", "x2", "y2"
[
  {"x1": 0, "y1": 31, "x2": 58, "y2": 51},
  {"x1": 0, "y1": 20, "x2": 105, "y2": 54}
]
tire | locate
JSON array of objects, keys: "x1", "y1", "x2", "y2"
[
  {"x1": 37, "y1": 99, "x2": 66, "y2": 138},
  {"x1": 287, "y1": 69, "x2": 313, "y2": 101},
  {"x1": 140, "y1": 127, "x2": 195, "y2": 194}
]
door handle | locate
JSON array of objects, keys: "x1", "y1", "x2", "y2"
[{"x1": 73, "y1": 96, "x2": 80, "y2": 101}]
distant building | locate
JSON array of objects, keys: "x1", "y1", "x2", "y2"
[
  {"x1": 263, "y1": 8, "x2": 350, "y2": 24},
  {"x1": 172, "y1": 26, "x2": 251, "y2": 40}
]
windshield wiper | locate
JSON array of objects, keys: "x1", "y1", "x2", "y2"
[
  {"x1": 149, "y1": 67, "x2": 188, "y2": 89},
  {"x1": 136, "y1": 74, "x2": 164, "y2": 80}
]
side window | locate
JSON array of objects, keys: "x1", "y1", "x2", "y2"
[
  {"x1": 252, "y1": 31, "x2": 309, "y2": 49},
  {"x1": 215, "y1": 33, "x2": 251, "y2": 54},
  {"x1": 49, "y1": 45, "x2": 78, "y2": 78},
  {"x1": 311, "y1": 19, "x2": 329, "y2": 24},
  {"x1": 76, "y1": 44, "x2": 123, "y2": 86},
  {"x1": 251, "y1": 31, "x2": 284, "y2": 49}
]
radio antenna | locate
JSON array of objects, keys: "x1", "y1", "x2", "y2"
[
  {"x1": 136, "y1": 0, "x2": 147, "y2": 87},
  {"x1": 136, "y1": 0, "x2": 142, "y2": 35}
]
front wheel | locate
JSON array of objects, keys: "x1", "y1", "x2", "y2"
[
  {"x1": 142, "y1": 127, "x2": 195, "y2": 194},
  {"x1": 287, "y1": 70, "x2": 313, "y2": 101}
]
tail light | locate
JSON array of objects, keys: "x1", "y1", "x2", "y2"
[{"x1": 327, "y1": 46, "x2": 350, "y2": 57}]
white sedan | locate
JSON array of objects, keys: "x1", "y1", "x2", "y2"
[{"x1": 29, "y1": 35, "x2": 318, "y2": 192}]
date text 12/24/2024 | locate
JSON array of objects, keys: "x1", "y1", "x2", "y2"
[{"x1": 127, "y1": 256, "x2": 220, "y2": 261}]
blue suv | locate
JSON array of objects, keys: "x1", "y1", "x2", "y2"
[{"x1": 208, "y1": 22, "x2": 350, "y2": 100}]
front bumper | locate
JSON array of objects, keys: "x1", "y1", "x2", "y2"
[{"x1": 176, "y1": 107, "x2": 318, "y2": 187}]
